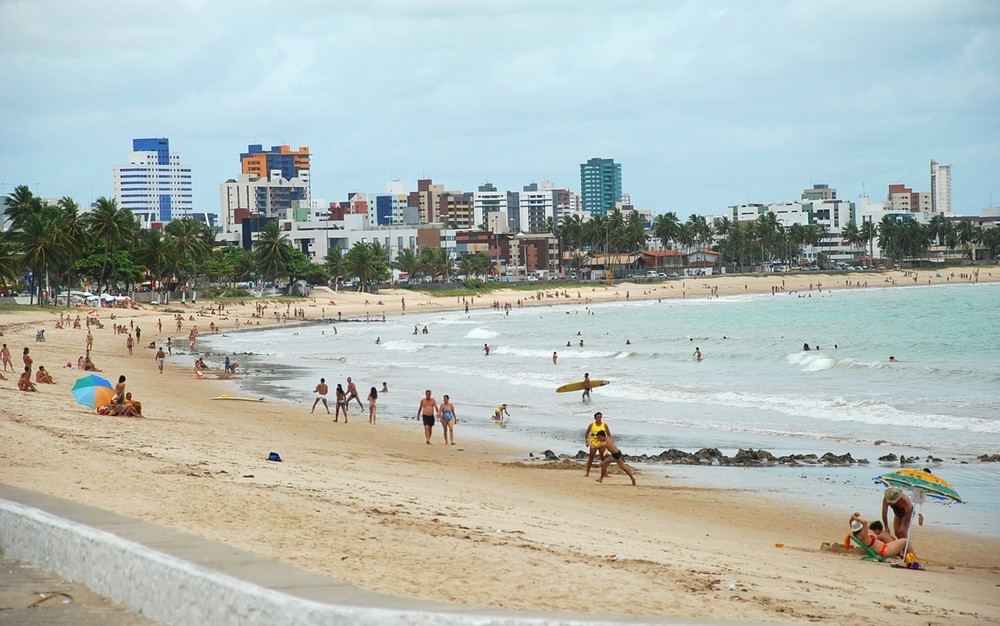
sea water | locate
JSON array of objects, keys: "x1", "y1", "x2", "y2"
[{"x1": 203, "y1": 281, "x2": 1000, "y2": 537}]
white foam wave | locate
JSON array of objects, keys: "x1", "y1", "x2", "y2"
[
  {"x1": 492, "y1": 345, "x2": 619, "y2": 359},
  {"x1": 465, "y1": 327, "x2": 499, "y2": 339},
  {"x1": 382, "y1": 340, "x2": 425, "y2": 353},
  {"x1": 786, "y1": 351, "x2": 838, "y2": 371}
]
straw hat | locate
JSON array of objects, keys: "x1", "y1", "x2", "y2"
[{"x1": 884, "y1": 487, "x2": 904, "y2": 504}]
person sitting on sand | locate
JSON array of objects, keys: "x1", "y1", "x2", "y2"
[
  {"x1": 868, "y1": 520, "x2": 895, "y2": 544},
  {"x1": 593, "y1": 431, "x2": 636, "y2": 486},
  {"x1": 83, "y1": 355, "x2": 101, "y2": 371},
  {"x1": 882, "y1": 487, "x2": 922, "y2": 539},
  {"x1": 18, "y1": 367, "x2": 38, "y2": 392},
  {"x1": 194, "y1": 360, "x2": 205, "y2": 380},
  {"x1": 35, "y1": 366, "x2": 55, "y2": 384},
  {"x1": 119, "y1": 392, "x2": 142, "y2": 417},
  {"x1": 849, "y1": 513, "x2": 913, "y2": 559}
]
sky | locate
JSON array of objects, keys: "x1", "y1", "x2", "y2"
[{"x1": 1, "y1": 0, "x2": 998, "y2": 218}]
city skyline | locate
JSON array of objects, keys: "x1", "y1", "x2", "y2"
[{"x1": 1, "y1": 1, "x2": 998, "y2": 216}]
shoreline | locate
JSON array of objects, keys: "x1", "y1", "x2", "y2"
[{"x1": 2, "y1": 268, "x2": 1000, "y2": 624}]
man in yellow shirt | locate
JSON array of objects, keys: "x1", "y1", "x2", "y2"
[{"x1": 583, "y1": 412, "x2": 610, "y2": 477}]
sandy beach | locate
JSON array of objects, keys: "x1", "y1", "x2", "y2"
[{"x1": 2, "y1": 269, "x2": 998, "y2": 625}]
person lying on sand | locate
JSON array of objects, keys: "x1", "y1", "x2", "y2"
[{"x1": 849, "y1": 513, "x2": 912, "y2": 559}]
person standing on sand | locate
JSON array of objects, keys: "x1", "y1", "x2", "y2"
[
  {"x1": 311, "y1": 378, "x2": 330, "y2": 414},
  {"x1": 126, "y1": 334, "x2": 134, "y2": 355},
  {"x1": 882, "y1": 487, "x2": 921, "y2": 540},
  {"x1": 594, "y1": 431, "x2": 636, "y2": 486},
  {"x1": 1, "y1": 344, "x2": 12, "y2": 372},
  {"x1": 439, "y1": 394, "x2": 457, "y2": 445},
  {"x1": 582, "y1": 372, "x2": 592, "y2": 402},
  {"x1": 367, "y1": 386, "x2": 378, "y2": 424},
  {"x1": 154, "y1": 347, "x2": 166, "y2": 373},
  {"x1": 86, "y1": 330, "x2": 93, "y2": 351},
  {"x1": 346, "y1": 377, "x2": 364, "y2": 410},
  {"x1": 22, "y1": 347, "x2": 33, "y2": 372},
  {"x1": 135, "y1": 326, "x2": 141, "y2": 343},
  {"x1": 113, "y1": 375, "x2": 126, "y2": 409},
  {"x1": 417, "y1": 390, "x2": 438, "y2": 444},
  {"x1": 583, "y1": 412, "x2": 609, "y2": 476},
  {"x1": 334, "y1": 384, "x2": 348, "y2": 422}
]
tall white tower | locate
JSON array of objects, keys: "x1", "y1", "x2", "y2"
[
  {"x1": 113, "y1": 138, "x2": 193, "y2": 226},
  {"x1": 930, "y1": 160, "x2": 952, "y2": 216}
]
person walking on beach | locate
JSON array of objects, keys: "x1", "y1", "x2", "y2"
[
  {"x1": 1, "y1": 344, "x2": 13, "y2": 372},
  {"x1": 346, "y1": 377, "x2": 365, "y2": 410},
  {"x1": 367, "y1": 386, "x2": 378, "y2": 424},
  {"x1": 154, "y1": 346, "x2": 166, "y2": 373},
  {"x1": 417, "y1": 390, "x2": 438, "y2": 444},
  {"x1": 594, "y1": 431, "x2": 636, "y2": 486},
  {"x1": 439, "y1": 394, "x2": 457, "y2": 445},
  {"x1": 334, "y1": 383, "x2": 348, "y2": 422},
  {"x1": 583, "y1": 412, "x2": 610, "y2": 477},
  {"x1": 311, "y1": 378, "x2": 330, "y2": 414},
  {"x1": 582, "y1": 372, "x2": 592, "y2": 402},
  {"x1": 126, "y1": 333, "x2": 134, "y2": 355}
]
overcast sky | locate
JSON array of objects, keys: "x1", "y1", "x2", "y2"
[{"x1": 1, "y1": 0, "x2": 998, "y2": 217}]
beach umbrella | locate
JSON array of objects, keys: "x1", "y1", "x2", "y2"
[
  {"x1": 874, "y1": 468, "x2": 962, "y2": 563},
  {"x1": 874, "y1": 468, "x2": 963, "y2": 504},
  {"x1": 71, "y1": 374, "x2": 115, "y2": 409}
]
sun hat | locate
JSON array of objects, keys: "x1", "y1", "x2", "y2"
[
  {"x1": 850, "y1": 519, "x2": 863, "y2": 532},
  {"x1": 884, "y1": 487, "x2": 903, "y2": 504}
]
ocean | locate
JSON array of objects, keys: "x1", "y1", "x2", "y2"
[{"x1": 202, "y1": 281, "x2": 1000, "y2": 537}]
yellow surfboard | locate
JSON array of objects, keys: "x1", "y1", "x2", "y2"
[
  {"x1": 555, "y1": 379, "x2": 610, "y2": 393},
  {"x1": 211, "y1": 394, "x2": 265, "y2": 402}
]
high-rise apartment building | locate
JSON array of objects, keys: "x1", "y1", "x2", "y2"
[
  {"x1": 580, "y1": 157, "x2": 622, "y2": 216},
  {"x1": 112, "y1": 137, "x2": 192, "y2": 225},
  {"x1": 240, "y1": 144, "x2": 311, "y2": 203},
  {"x1": 930, "y1": 160, "x2": 952, "y2": 216}
]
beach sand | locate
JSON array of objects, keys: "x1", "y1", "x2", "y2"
[{"x1": 2, "y1": 268, "x2": 998, "y2": 625}]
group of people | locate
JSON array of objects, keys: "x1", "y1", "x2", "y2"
[
  {"x1": 846, "y1": 486, "x2": 923, "y2": 562},
  {"x1": 417, "y1": 390, "x2": 458, "y2": 444},
  {"x1": 2, "y1": 344, "x2": 45, "y2": 392},
  {"x1": 312, "y1": 376, "x2": 383, "y2": 424}
]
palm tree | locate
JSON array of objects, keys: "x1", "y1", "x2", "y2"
[
  {"x1": 0, "y1": 238, "x2": 16, "y2": 290},
  {"x1": 134, "y1": 229, "x2": 178, "y2": 298},
  {"x1": 55, "y1": 197, "x2": 85, "y2": 304},
  {"x1": 842, "y1": 220, "x2": 863, "y2": 262},
  {"x1": 324, "y1": 246, "x2": 347, "y2": 290},
  {"x1": 344, "y1": 241, "x2": 390, "y2": 292},
  {"x1": 3, "y1": 185, "x2": 40, "y2": 232},
  {"x1": 652, "y1": 212, "x2": 680, "y2": 250},
  {"x1": 393, "y1": 248, "x2": 423, "y2": 281},
  {"x1": 165, "y1": 217, "x2": 210, "y2": 297},
  {"x1": 859, "y1": 219, "x2": 877, "y2": 266},
  {"x1": 253, "y1": 221, "x2": 293, "y2": 285},
  {"x1": 420, "y1": 246, "x2": 451, "y2": 281},
  {"x1": 15, "y1": 205, "x2": 65, "y2": 304},
  {"x1": 84, "y1": 197, "x2": 136, "y2": 293}
]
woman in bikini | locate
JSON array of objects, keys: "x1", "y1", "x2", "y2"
[
  {"x1": 334, "y1": 384, "x2": 348, "y2": 423},
  {"x1": 367, "y1": 386, "x2": 378, "y2": 424},
  {"x1": 438, "y1": 394, "x2": 457, "y2": 445},
  {"x1": 848, "y1": 513, "x2": 913, "y2": 559}
]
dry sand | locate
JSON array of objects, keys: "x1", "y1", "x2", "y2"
[{"x1": 2, "y1": 268, "x2": 998, "y2": 625}]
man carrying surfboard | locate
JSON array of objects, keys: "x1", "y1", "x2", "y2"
[{"x1": 583, "y1": 412, "x2": 610, "y2": 477}]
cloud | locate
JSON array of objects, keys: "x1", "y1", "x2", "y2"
[{"x1": 1, "y1": 0, "x2": 997, "y2": 214}]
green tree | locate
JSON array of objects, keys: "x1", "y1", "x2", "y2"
[
  {"x1": 344, "y1": 241, "x2": 390, "y2": 292},
  {"x1": 324, "y1": 246, "x2": 347, "y2": 290},
  {"x1": 84, "y1": 197, "x2": 137, "y2": 293},
  {"x1": 3, "y1": 185, "x2": 41, "y2": 232},
  {"x1": 253, "y1": 221, "x2": 293, "y2": 284},
  {"x1": 393, "y1": 248, "x2": 423, "y2": 281},
  {"x1": 14, "y1": 204, "x2": 65, "y2": 304}
]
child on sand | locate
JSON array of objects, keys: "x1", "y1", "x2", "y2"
[{"x1": 594, "y1": 431, "x2": 637, "y2": 486}]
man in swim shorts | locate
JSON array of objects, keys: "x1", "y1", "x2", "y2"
[
  {"x1": 583, "y1": 412, "x2": 609, "y2": 477},
  {"x1": 311, "y1": 378, "x2": 330, "y2": 414},
  {"x1": 594, "y1": 431, "x2": 636, "y2": 486},
  {"x1": 417, "y1": 389, "x2": 438, "y2": 444},
  {"x1": 346, "y1": 376, "x2": 364, "y2": 410}
]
